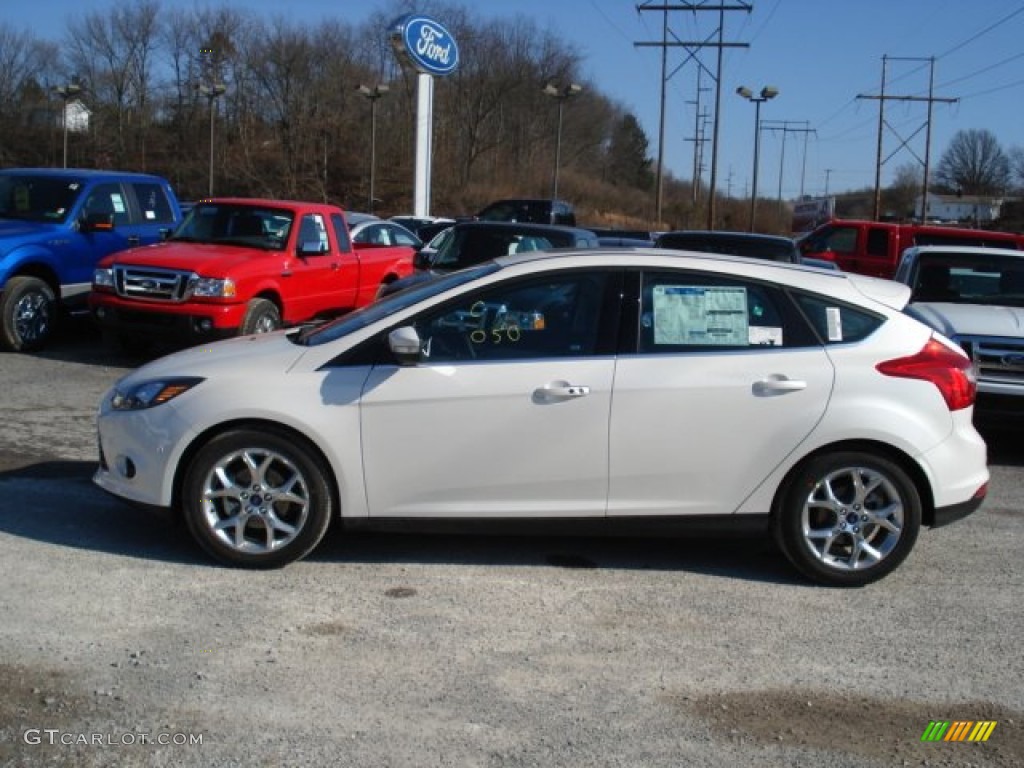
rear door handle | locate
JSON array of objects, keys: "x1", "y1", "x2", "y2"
[
  {"x1": 753, "y1": 375, "x2": 807, "y2": 396},
  {"x1": 534, "y1": 382, "x2": 590, "y2": 402},
  {"x1": 127, "y1": 235, "x2": 140, "y2": 246}
]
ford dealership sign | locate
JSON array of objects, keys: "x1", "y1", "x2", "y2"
[{"x1": 389, "y1": 14, "x2": 460, "y2": 77}]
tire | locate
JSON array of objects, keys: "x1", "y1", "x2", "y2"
[
  {"x1": 773, "y1": 451, "x2": 922, "y2": 587},
  {"x1": 1, "y1": 276, "x2": 57, "y2": 352},
  {"x1": 182, "y1": 428, "x2": 334, "y2": 568},
  {"x1": 239, "y1": 298, "x2": 281, "y2": 335}
]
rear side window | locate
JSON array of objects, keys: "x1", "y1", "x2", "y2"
[
  {"x1": 638, "y1": 271, "x2": 817, "y2": 352},
  {"x1": 793, "y1": 293, "x2": 883, "y2": 344},
  {"x1": 330, "y1": 213, "x2": 352, "y2": 253},
  {"x1": 131, "y1": 182, "x2": 176, "y2": 224}
]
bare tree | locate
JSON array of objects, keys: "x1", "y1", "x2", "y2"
[{"x1": 934, "y1": 129, "x2": 1011, "y2": 195}]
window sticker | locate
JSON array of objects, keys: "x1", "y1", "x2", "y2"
[
  {"x1": 826, "y1": 306, "x2": 843, "y2": 341},
  {"x1": 111, "y1": 193, "x2": 126, "y2": 213},
  {"x1": 653, "y1": 285, "x2": 748, "y2": 346},
  {"x1": 749, "y1": 326, "x2": 783, "y2": 346},
  {"x1": 145, "y1": 210, "x2": 156, "y2": 219}
]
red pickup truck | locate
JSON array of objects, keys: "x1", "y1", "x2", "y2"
[
  {"x1": 797, "y1": 218, "x2": 1024, "y2": 278},
  {"x1": 89, "y1": 198, "x2": 415, "y2": 348}
]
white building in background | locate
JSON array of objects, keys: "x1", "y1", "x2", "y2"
[{"x1": 916, "y1": 193, "x2": 1003, "y2": 224}]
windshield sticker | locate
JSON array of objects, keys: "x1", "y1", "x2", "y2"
[
  {"x1": 653, "y1": 285, "x2": 748, "y2": 346},
  {"x1": 826, "y1": 306, "x2": 843, "y2": 341}
]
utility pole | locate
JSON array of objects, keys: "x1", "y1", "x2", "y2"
[
  {"x1": 857, "y1": 56, "x2": 957, "y2": 221},
  {"x1": 635, "y1": 2, "x2": 751, "y2": 230},
  {"x1": 685, "y1": 72, "x2": 711, "y2": 206},
  {"x1": 760, "y1": 120, "x2": 815, "y2": 216}
]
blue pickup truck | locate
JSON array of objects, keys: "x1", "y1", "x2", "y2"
[{"x1": 0, "y1": 168, "x2": 182, "y2": 351}]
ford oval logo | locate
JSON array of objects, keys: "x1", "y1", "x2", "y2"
[
  {"x1": 1002, "y1": 353, "x2": 1024, "y2": 367},
  {"x1": 389, "y1": 14, "x2": 459, "y2": 77}
]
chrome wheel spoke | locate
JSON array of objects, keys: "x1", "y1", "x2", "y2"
[
  {"x1": 201, "y1": 446, "x2": 310, "y2": 555},
  {"x1": 801, "y1": 464, "x2": 905, "y2": 572}
]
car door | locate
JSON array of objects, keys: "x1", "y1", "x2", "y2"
[
  {"x1": 608, "y1": 270, "x2": 835, "y2": 517},
  {"x1": 285, "y1": 211, "x2": 351, "y2": 319},
  {"x1": 359, "y1": 269, "x2": 619, "y2": 518}
]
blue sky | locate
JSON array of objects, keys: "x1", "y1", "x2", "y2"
[{"x1": 6, "y1": 0, "x2": 1024, "y2": 198}]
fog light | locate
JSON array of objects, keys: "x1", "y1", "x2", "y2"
[
  {"x1": 194, "y1": 318, "x2": 213, "y2": 333},
  {"x1": 96, "y1": 306, "x2": 107, "y2": 319},
  {"x1": 116, "y1": 456, "x2": 136, "y2": 479}
]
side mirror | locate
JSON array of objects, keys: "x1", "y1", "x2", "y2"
[
  {"x1": 80, "y1": 212, "x2": 115, "y2": 232},
  {"x1": 413, "y1": 249, "x2": 433, "y2": 270},
  {"x1": 388, "y1": 326, "x2": 424, "y2": 366}
]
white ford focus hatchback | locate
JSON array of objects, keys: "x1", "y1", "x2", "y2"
[{"x1": 94, "y1": 249, "x2": 988, "y2": 586}]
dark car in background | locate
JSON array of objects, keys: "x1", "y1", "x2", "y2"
[
  {"x1": 475, "y1": 198, "x2": 577, "y2": 227},
  {"x1": 655, "y1": 230, "x2": 801, "y2": 263},
  {"x1": 379, "y1": 221, "x2": 599, "y2": 296}
]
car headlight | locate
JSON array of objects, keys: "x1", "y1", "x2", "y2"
[
  {"x1": 93, "y1": 267, "x2": 114, "y2": 288},
  {"x1": 110, "y1": 377, "x2": 204, "y2": 410},
  {"x1": 191, "y1": 277, "x2": 236, "y2": 298}
]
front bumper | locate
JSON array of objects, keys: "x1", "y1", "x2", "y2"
[{"x1": 90, "y1": 297, "x2": 243, "y2": 343}]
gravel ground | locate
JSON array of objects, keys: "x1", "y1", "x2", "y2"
[{"x1": 0, "y1": 323, "x2": 1021, "y2": 767}]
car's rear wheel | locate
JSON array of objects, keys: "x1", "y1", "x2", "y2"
[
  {"x1": 1, "y1": 276, "x2": 57, "y2": 352},
  {"x1": 240, "y1": 298, "x2": 281, "y2": 335},
  {"x1": 182, "y1": 428, "x2": 333, "y2": 568},
  {"x1": 774, "y1": 451, "x2": 921, "y2": 587}
]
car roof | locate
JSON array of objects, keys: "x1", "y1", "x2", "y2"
[
  {"x1": 0, "y1": 167, "x2": 169, "y2": 181},
  {"x1": 486, "y1": 247, "x2": 909, "y2": 310},
  {"x1": 451, "y1": 220, "x2": 592, "y2": 236},
  {"x1": 904, "y1": 245, "x2": 1024, "y2": 258}
]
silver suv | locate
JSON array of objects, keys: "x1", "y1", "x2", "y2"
[{"x1": 895, "y1": 244, "x2": 1024, "y2": 429}]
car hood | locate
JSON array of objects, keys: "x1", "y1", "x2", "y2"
[
  {"x1": 906, "y1": 301, "x2": 1024, "y2": 338},
  {"x1": 0, "y1": 218, "x2": 62, "y2": 246},
  {"x1": 119, "y1": 331, "x2": 306, "y2": 386},
  {"x1": 99, "y1": 240, "x2": 275, "y2": 274}
]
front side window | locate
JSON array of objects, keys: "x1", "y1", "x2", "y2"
[
  {"x1": 297, "y1": 214, "x2": 330, "y2": 253},
  {"x1": 413, "y1": 271, "x2": 610, "y2": 362},
  {"x1": 82, "y1": 182, "x2": 131, "y2": 227},
  {"x1": 639, "y1": 271, "x2": 811, "y2": 352}
]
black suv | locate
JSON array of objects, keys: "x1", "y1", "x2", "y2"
[
  {"x1": 379, "y1": 221, "x2": 599, "y2": 297},
  {"x1": 655, "y1": 230, "x2": 800, "y2": 263},
  {"x1": 475, "y1": 198, "x2": 577, "y2": 227}
]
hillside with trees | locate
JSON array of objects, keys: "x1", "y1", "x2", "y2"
[{"x1": 1, "y1": 0, "x2": 1022, "y2": 232}]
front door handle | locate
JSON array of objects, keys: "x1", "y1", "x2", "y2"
[
  {"x1": 127, "y1": 235, "x2": 140, "y2": 246},
  {"x1": 753, "y1": 375, "x2": 807, "y2": 396}
]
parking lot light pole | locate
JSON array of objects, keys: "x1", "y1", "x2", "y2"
[
  {"x1": 543, "y1": 82, "x2": 583, "y2": 200},
  {"x1": 53, "y1": 82, "x2": 82, "y2": 168},
  {"x1": 736, "y1": 85, "x2": 779, "y2": 232},
  {"x1": 197, "y1": 82, "x2": 227, "y2": 196},
  {"x1": 357, "y1": 84, "x2": 390, "y2": 214}
]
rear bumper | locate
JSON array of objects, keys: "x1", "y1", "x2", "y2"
[{"x1": 931, "y1": 492, "x2": 986, "y2": 529}]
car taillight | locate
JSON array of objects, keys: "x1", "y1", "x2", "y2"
[{"x1": 876, "y1": 337, "x2": 976, "y2": 411}]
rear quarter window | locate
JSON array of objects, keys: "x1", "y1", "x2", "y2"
[{"x1": 793, "y1": 292, "x2": 883, "y2": 343}]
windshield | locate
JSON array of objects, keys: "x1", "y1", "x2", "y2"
[
  {"x1": 0, "y1": 174, "x2": 84, "y2": 223},
  {"x1": 171, "y1": 203, "x2": 294, "y2": 250},
  {"x1": 911, "y1": 253, "x2": 1024, "y2": 307},
  {"x1": 296, "y1": 263, "x2": 501, "y2": 346}
]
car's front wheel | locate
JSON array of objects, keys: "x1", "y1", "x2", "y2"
[
  {"x1": 774, "y1": 451, "x2": 921, "y2": 587},
  {"x1": 182, "y1": 428, "x2": 334, "y2": 568},
  {"x1": 1, "y1": 276, "x2": 57, "y2": 352},
  {"x1": 240, "y1": 298, "x2": 281, "y2": 335}
]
